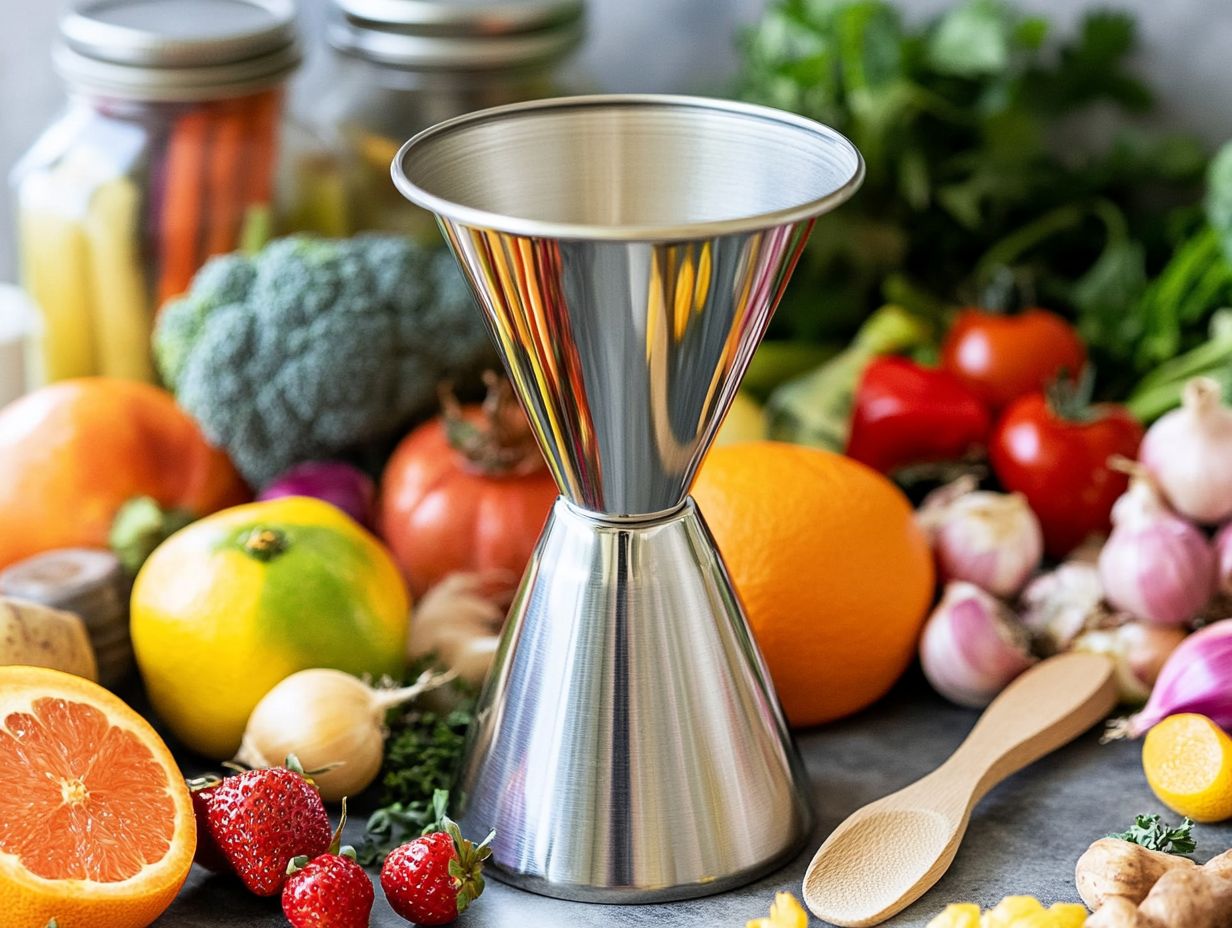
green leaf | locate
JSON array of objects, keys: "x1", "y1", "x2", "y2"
[
  {"x1": 927, "y1": 0, "x2": 1012, "y2": 77},
  {"x1": 1110, "y1": 814, "x2": 1196, "y2": 855},
  {"x1": 834, "y1": 0, "x2": 903, "y2": 93},
  {"x1": 1013, "y1": 16, "x2": 1048, "y2": 50},
  {"x1": 1072, "y1": 237, "x2": 1148, "y2": 364},
  {"x1": 1206, "y1": 142, "x2": 1232, "y2": 261}
]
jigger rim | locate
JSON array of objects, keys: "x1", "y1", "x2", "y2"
[{"x1": 390, "y1": 92, "x2": 865, "y2": 242}]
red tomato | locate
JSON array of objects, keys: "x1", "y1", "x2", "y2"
[
  {"x1": 990, "y1": 394, "x2": 1143, "y2": 557},
  {"x1": 941, "y1": 308, "x2": 1087, "y2": 410},
  {"x1": 378, "y1": 386, "x2": 558, "y2": 604}
]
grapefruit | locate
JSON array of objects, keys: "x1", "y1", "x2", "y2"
[{"x1": 0, "y1": 666, "x2": 195, "y2": 927}]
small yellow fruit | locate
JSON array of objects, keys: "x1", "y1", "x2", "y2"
[
  {"x1": 927, "y1": 902, "x2": 981, "y2": 928},
  {"x1": 1143, "y1": 713, "x2": 1232, "y2": 823},
  {"x1": 747, "y1": 891, "x2": 808, "y2": 928},
  {"x1": 929, "y1": 897, "x2": 1087, "y2": 928},
  {"x1": 1045, "y1": 902, "x2": 1089, "y2": 928},
  {"x1": 983, "y1": 896, "x2": 1045, "y2": 928}
]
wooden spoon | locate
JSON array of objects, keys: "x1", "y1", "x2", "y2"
[{"x1": 802, "y1": 652, "x2": 1117, "y2": 927}]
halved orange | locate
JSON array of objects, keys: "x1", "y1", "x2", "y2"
[{"x1": 0, "y1": 666, "x2": 195, "y2": 927}]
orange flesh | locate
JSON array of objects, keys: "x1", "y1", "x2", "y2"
[{"x1": 0, "y1": 697, "x2": 176, "y2": 882}]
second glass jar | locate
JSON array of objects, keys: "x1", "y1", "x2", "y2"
[{"x1": 291, "y1": 0, "x2": 585, "y2": 241}]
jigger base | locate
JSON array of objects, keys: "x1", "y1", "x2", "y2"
[{"x1": 455, "y1": 498, "x2": 813, "y2": 903}]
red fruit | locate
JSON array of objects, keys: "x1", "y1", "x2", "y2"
[
  {"x1": 991, "y1": 391, "x2": 1143, "y2": 557},
  {"x1": 941, "y1": 307, "x2": 1087, "y2": 410},
  {"x1": 282, "y1": 852, "x2": 374, "y2": 928},
  {"x1": 187, "y1": 776, "x2": 230, "y2": 873},
  {"x1": 380, "y1": 818, "x2": 494, "y2": 926},
  {"x1": 205, "y1": 764, "x2": 332, "y2": 896},
  {"x1": 846, "y1": 356, "x2": 991, "y2": 474},
  {"x1": 379, "y1": 373, "x2": 557, "y2": 605}
]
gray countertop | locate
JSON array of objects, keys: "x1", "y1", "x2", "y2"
[{"x1": 159, "y1": 676, "x2": 1232, "y2": 927}]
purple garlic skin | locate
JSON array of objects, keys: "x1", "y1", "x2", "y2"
[
  {"x1": 920, "y1": 581, "x2": 1037, "y2": 709},
  {"x1": 1097, "y1": 478, "x2": 1216, "y2": 626}
]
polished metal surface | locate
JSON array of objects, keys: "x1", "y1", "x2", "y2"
[
  {"x1": 394, "y1": 95, "x2": 862, "y2": 515},
  {"x1": 392, "y1": 95, "x2": 863, "y2": 901},
  {"x1": 457, "y1": 499, "x2": 812, "y2": 901}
]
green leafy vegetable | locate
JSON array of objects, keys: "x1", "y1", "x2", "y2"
[
  {"x1": 738, "y1": 0, "x2": 1207, "y2": 377},
  {"x1": 1110, "y1": 814, "x2": 1197, "y2": 855},
  {"x1": 358, "y1": 676, "x2": 476, "y2": 866}
]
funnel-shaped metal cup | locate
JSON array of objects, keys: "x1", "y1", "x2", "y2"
[{"x1": 394, "y1": 95, "x2": 863, "y2": 902}]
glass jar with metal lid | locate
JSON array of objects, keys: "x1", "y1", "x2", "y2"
[
  {"x1": 10, "y1": 0, "x2": 302, "y2": 384},
  {"x1": 289, "y1": 0, "x2": 584, "y2": 240}
]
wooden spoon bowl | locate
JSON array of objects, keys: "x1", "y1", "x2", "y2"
[{"x1": 802, "y1": 653, "x2": 1117, "y2": 927}]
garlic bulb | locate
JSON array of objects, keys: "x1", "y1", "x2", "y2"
[
  {"x1": 1140, "y1": 377, "x2": 1232, "y2": 524},
  {"x1": 1019, "y1": 561, "x2": 1106, "y2": 653},
  {"x1": 1071, "y1": 620, "x2": 1188, "y2": 704},
  {"x1": 919, "y1": 581, "x2": 1037, "y2": 708},
  {"x1": 408, "y1": 572, "x2": 507, "y2": 687},
  {"x1": 918, "y1": 478, "x2": 1044, "y2": 598},
  {"x1": 1097, "y1": 478, "x2": 1216, "y2": 626},
  {"x1": 1217, "y1": 522, "x2": 1232, "y2": 595}
]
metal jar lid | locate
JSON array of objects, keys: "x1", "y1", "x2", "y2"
[
  {"x1": 54, "y1": 0, "x2": 302, "y2": 101},
  {"x1": 329, "y1": 0, "x2": 584, "y2": 71}
]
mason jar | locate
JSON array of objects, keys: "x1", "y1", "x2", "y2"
[
  {"x1": 289, "y1": 0, "x2": 584, "y2": 241},
  {"x1": 10, "y1": 0, "x2": 302, "y2": 384}
]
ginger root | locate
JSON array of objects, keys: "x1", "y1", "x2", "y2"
[{"x1": 1076, "y1": 838, "x2": 1232, "y2": 928}]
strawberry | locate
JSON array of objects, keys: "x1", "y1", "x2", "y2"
[
  {"x1": 282, "y1": 800, "x2": 374, "y2": 928},
  {"x1": 205, "y1": 758, "x2": 332, "y2": 896},
  {"x1": 187, "y1": 775, "x2": 230, "y2": 873},
  {"x1": 380, "y1": 814, "x2": 494, "y2": 926}
]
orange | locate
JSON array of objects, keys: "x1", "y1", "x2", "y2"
[
  {"x1": 692, "y1": 442, "x2": 933, "y2": 727},
  {"x1": 0, "y1": 378, "x2": 249, "y2": 570},
  {"x1": 1143, "y1": 713, "x2": 1232, "y2": 823},
  {"x1": 0, "y1": 666, "x2": 195, "y2": 927}
]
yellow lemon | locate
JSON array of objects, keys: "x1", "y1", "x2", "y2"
[{"x1": 1143, "y1": 713, "x2": 1232, "y2": 823}]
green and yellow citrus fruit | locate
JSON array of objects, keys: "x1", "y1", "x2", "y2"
[{"x1": 131, "y1": 496, "x2": 409, "y2": 758}]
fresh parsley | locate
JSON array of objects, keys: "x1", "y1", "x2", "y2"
[
  {"x1": 1110, "y1": 814, "x2": 1196, "y2": 855},
  {"x1": 358, "y1": 667, "x2": 476, "y2": 865},
  {"x1": 737, "y1": 0, "x2": 1213, "y2": 399}
]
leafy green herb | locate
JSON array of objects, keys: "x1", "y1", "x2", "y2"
[
  {"x1": 738, "y1": 0, "x2": 1208, "y2": 383},
  {"x1": 1110, "y1": 814, "x2": 1196, "y2": 855},
  {"x1": 358, "y1": 666, "x2": 476, "y2": 866}
]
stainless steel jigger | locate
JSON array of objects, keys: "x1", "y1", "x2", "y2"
[{"x1": 392, "y1": 94, "x2": 864, "y2": 903}]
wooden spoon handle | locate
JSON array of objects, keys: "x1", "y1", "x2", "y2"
[{"x1": 937, "y1": 653, "x2": 1117, "y2": 804}]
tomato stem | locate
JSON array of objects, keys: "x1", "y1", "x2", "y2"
[
  {"x1": 440, "y1": 372, "x2": 544, "y2": 478},
  {"x1": 1045, "y1": 366, "x2": 1097, "y2": 423}
]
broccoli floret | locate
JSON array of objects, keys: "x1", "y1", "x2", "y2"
[{"x1": 155, "y1": 234, "x2": 494, "y2": 486}]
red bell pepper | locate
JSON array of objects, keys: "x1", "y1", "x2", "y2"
[{"x1": 846, "y1": 356, "x2": 992, "y2": 474}]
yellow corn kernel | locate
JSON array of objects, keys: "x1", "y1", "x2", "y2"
[
  {"x1": 1046, "y1": 903, "x2": 1089, "y2": 927},
  {"x1": 982, "y1": 896, "x2": 1045, "y2": 928},
  {"x1": 746, "y1": 891, "x2": 808, "y2": 928},
  {"x1": 926, "y1": 902, "x2": 983, "y2": 928}
]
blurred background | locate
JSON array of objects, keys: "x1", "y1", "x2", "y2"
[{"x1": 2, "y1": 0, "x2": 1230, "y2": 281}]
